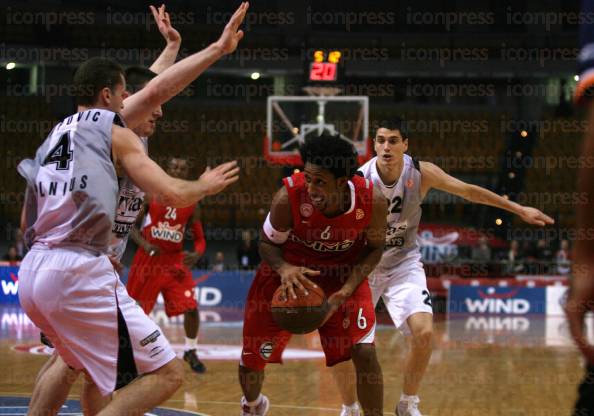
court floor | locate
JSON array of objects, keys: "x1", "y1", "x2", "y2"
[{"x1": 0, "y1": 305, "x2": 586, "y2": 416}]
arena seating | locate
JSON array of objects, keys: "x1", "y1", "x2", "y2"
[
  {"x1": 521, "y1": 115, "x2": 583, "y2": 229},
  {"x1": 3, "y1": 94, "x2": 576, "y2": 232}
]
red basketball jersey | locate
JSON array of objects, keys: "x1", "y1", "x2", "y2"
[
  {"x1": 141, "y1": 199, "x2": 196, "y2": 253},
  {"x1": 281, "y1": 172, "x2": 374, "y2": 291}
]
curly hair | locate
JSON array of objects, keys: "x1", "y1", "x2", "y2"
[{"x1": 299, "y1": 132, "x2": 359, "y2": 179}]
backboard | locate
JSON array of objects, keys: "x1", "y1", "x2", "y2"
[{"x1": 264, "y1": 95, "x2": 372, "y2": 165}]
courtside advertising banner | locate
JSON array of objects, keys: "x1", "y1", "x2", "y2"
[{"x1": 448, "y1": 285, "x2": 547, "y2": 315}]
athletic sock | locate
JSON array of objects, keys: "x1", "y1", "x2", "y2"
[
  {"x1": 247, "y1": 394, "x2": 263, "y2": 407},
  {"x1": 185, "y1": 337, "x2": 197, "y2": 351},
  {"x1": 400, "y1": 393, "x2": 419, "y2": 403}
]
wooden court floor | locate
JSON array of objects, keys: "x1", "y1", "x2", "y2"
[{"x1": 0, "y1": 306, "x2": 587, "y2": 416}]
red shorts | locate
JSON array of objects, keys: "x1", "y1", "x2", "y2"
[
  {"x1": 241, "y1": 264, "x2": 376, "y2": 370},
  {"x1": 126, "y1": 249, "x2": 197, "y2": 317}
]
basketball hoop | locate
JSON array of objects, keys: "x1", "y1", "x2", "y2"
[
  {"x1": 264, "y1": 95, "x2": 372, "y2": 166},
  {"x1": 302, "y1": 86, "x2": 342, "y2": 97}
]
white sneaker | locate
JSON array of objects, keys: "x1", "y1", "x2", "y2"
[
  {"x1": 240, "y1": 395, "x2": 270, "y2": 416},
  {"x1": 396, "y1": 396, "x2": 422, "y2": 416},
  {"x1": 340, "y1": 403, "x2": 361, "y2": 416}
]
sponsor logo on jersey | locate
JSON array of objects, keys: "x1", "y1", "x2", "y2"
[
  {"x1": 151, "y1": 221, "x2": 183, "y2": 243},
  {"x1": 385, "y1": 222, "x2": 407, "y2": 249},
  {"x1": 116, "y1": 195, "x2": 143, "y2": 217},
  {"x1": 140, "y1": 329, "x2": 161, "y2": 346},
  {"x1": 356, "y1": 208, "x2": 365, "y2": 220},
  {"x1": 112, "y1": 221, "x2": 134, "y2": 237},
  {"x1": 259, "y1": 341, "x2": 274, "y2": 360},
  {"x1": 289, "y1": 233, "x2": 355, "y2": 252},
  {"x1": 300, "y1": 203, "x2": 313, "y2": 217}
]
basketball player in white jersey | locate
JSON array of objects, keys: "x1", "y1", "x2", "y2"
[
  {"x1": 30, "y1": 66, "x2": 176, "y2": 415},
  {"x1": 334, "y1": 119, "x2": 554, "y2": 416},
  {"x1": 19, "y1": 4, "x2": 248, "y2": 416},
  {"x1": 28, "y1": 5, "x2": 191, "y2": 410}
]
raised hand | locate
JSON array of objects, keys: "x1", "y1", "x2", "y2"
[
  {"x1": 150, "y1": 4, "x2": 181, "y2": 45},
  {"x1": 214, "y1": 2, "x2": 249, "y2": 55}
]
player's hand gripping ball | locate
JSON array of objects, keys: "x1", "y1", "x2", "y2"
[{"x1": 271, "y1": 279, "x2": 329, "y2": 334}]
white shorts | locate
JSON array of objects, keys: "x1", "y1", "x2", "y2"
[
  {"x1": 18, "y1": 247, "x2": 176, "y2": 396},
  {"x1": 369, "y1": 253, "x2": 433, "y2": 336}
]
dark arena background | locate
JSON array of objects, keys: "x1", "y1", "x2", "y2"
[{"x1": 0, "y1": 1, "x2": 592, "y2": 415}]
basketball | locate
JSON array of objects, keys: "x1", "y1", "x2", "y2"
[{"x1": 271, "y1": 280, "x2": 329, "y2": 334}]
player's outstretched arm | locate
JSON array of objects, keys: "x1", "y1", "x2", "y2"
[
  {"x1": 121, "y1": 2, "x2": 249, "y2": 129},
  {"x1": 565, "y1": 103, "x2": 594, "y2": 364},
  {"x1": 112, "y1": 125, "x2": 239, "y2": 207},
  {"x1": 420, "y1": 161, "x2": 554, "y2": 226},
  {"x1": 327, "y1": 187, "x2": 388, "y2": 312},
  {"x1": 259, "y1": 187, "x2": 320, "y2": 300},
  {"x1": 149, "y1": 4, "x2": 182, "y2": 74}
]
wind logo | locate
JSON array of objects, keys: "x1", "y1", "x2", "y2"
[
  {"x1": 465, "y1": 287, "x2": 530, "y2": 314},
  {"x1": 449, "y1": 285, "x2": 545, "y2": 315},
  {"x1": 1, "y1": 273, "x2": 18, "y2": 296}
]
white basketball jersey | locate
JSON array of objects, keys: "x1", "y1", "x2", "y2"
[
  {"x1": 17, "y1": 109, "x2": 121, "y2": 253},
  {"x1": 358, "y1": 154, "x2": 423, "y2": 273},
  {"x1": 108, "y1": 136, "x2": 147, "y2": 261}
]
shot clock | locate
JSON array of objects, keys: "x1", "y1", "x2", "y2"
[{"x1": 308, "y1": 50, "x2": 342, "y2": 82}]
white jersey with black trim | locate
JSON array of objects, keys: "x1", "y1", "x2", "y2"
[
  {"x1": 358, "y1": 154, "x2": 423, "y2": 273},
  {"x1": 107, "y1": 136, "x2": 148, "y2": 261},
  {"x1": 17, "y1": 109, "x2": 122, "y2": 253}
]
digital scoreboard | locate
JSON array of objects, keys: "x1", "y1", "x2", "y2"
[{"x1": 308, "y1": 50, "x2": 341, "y2": 82}]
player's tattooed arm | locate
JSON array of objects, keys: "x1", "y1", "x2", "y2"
[
  {"x1": 420, "y1": 161, "x2": 554, "y2": 226},
  {"x1": 328, "y1": 187, "x2": 387, "y2": 311},
  {"x1": 121, "y1": 2, "x2": 249, "y2": 129},
  {"x1": 112, "y1": 125, "x2": 239, "y2": 207},
  {"x1": 149, "y1": 4, "x2": 182, "y2": 75},
  {"x1": 259, "y1": 187, "x2": 320, "y2": 300}
]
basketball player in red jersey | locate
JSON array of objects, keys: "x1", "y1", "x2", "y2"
[
  {"x1": 128, "y1": 156, "x2": 207, "y2": 373},
  {"x1": 238, "y1": 134, "x2": 388, "y2": 416}
]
